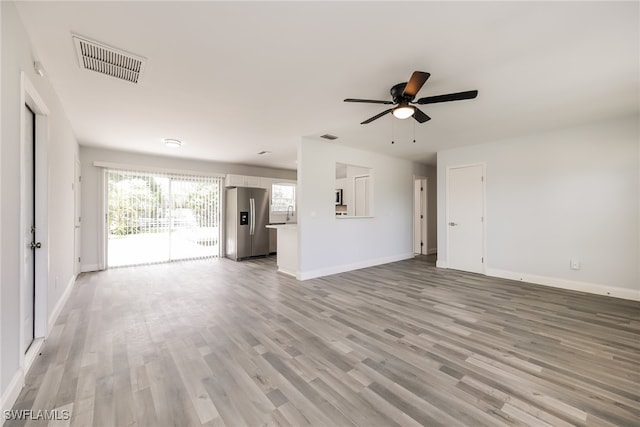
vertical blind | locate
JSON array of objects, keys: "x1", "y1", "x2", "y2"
[{"x1": 107, "y1": 168, "x2": 223, "y2": 267}]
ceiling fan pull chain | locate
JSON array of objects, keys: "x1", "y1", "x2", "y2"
[
  {"x1": 413, "y1": 119, "x2": 416, "y2": 143},
  {"x1": 391, "y1": 115, "x2": 395, "y2": 144}
]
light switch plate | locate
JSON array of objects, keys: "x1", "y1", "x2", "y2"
[{"x1": 570, "y1": 259, "x2": 581, "y2": 270}]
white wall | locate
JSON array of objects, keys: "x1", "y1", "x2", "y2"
[
  {"x1": 1, "y1": 0, "x2": 79, "y2": 415},
  {"x1": 298, "y1": 137, "x2": 431, "y2": 279},
  {"x1": 79, "y1": 146, "x2": 296, "y2": 271},
  {"x1": 437, "y1": 116, "x2": 639, "y2": 300}
]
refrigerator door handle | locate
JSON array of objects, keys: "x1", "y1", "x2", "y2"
[{"x1": 250, "y1": 198, "x2": 255, "y2": 235}]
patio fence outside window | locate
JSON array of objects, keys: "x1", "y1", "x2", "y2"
[{"x1": 107, "y1": 169, "x2": 223, "y2": 267}]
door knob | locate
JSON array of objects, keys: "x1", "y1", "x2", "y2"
[
  {"x1": 30, "y1": 241, "x2": 42, "y2": 249},
  {"x1": 448, "y1": 222, "x2": 458, "y2": 226}
]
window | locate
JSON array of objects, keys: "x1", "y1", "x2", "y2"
[
  {"x1": 271, "y1": 182, "x2": 296, "y2": 213},
  {"x1": 107, "y1": 169, "x2": 223, "y2": 267}
]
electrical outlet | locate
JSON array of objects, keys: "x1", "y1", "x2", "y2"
[{"x1": 570, "y1": 259, "x2": 581, "y2": 270}]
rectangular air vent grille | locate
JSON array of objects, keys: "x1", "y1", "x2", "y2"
[{"x1": 73, "y1": 35, "x2": 146, "y2": 84}]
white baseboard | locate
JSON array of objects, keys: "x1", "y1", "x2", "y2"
[
  {"x1": 427, "y1": 248, "x2": 437, "y2": 255},
  {"x1": 486, "y1": 268, "x2": 640, "y2": 301},
  {"x1": 24, "y1": 338, "x2": 44, "y2": 375},
  {"x1": 298, "y1": 253, "x2": 414, "y2": 281},
  {"x1": 80, "y1": 264, "x2": 100, "y2": 273},
  {"x1": 47, "y1": 275, "x2": 76, "y2": 334},
  {"x1": 1, "y1": 369, "x2": 24, "y2": 426},
  {"x1": 436, "y1": 260, "x2": 447, "y2": 268},
  {"x1": 277, "y1": 267, "x2": 297, "y2": 278}
]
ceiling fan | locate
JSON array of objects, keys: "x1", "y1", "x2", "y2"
[{"x1": 344, "y1": 71, "x2": 478, "y2": 124}]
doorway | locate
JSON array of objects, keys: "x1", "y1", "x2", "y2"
[
  {"x1": 446, "y1": 164, "x2": 485, "y2": 274},
  {"x1": 20, "y1": 72, "x2": 49, "y2": 367},
  {"x1": 23, "y1": 105, "x2": 36, "y2": 352},
  {"x1": 74, "y1": 159, "x2": 82, "y2": 275},
  {"x1": 413, "y1": 177, "x2": 427, "y2": 255}
]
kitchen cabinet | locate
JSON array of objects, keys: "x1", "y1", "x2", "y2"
[
  {"x1": 269, "y1": 228, "x2": 277, "y2": 253},
  {"x1": 265, "y1": 224, "x2": 298, "y2": 277},
  {"x1": 225, "y1": 174, "x2": 266, "y2": 188}
]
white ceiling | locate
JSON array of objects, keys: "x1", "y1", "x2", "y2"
[{"x1": 15, "y1": 1, "x2": 639, "y2": 170}]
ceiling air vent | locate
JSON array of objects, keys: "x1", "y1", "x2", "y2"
[{"x1": 73, "y1": 35, "x2": 146, "y2": 84}]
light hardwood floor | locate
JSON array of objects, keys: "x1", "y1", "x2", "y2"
[{"x1": 7, "y1": 256, "x2": 640, "y2": 426}]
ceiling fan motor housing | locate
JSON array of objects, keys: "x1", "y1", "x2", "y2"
[{"x1": 391, "y1": 82, "x2": 412, "y2": 103}]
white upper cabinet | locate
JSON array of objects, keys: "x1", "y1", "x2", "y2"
[{"x1": 225, "y1": 174, "x2": 269, "y2": 188}]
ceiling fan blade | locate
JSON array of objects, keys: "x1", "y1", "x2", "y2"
[
  {"x1": 413, "y1": 107, "x2": 431, "y2": 123},
  {"x1": 403, "y1": 71, "x2": 430, "y2": 98},
  {"x1": 361, "y1": 108, "x2": 392, "y2": 124},
  {"x1": 344, "y1": 98, "x2": 394, "y2": 105},
  {"x1": 416, "y1": 90, "x2": 478, "y2": 105}
]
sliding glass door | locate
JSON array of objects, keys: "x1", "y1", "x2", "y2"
[{"x1": 107, "y1": 169, "x2": 222, "y2": 267}]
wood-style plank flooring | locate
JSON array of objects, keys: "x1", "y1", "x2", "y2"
[{"x1": 8, "y1": 256, "x2": 640, "y2": 426}]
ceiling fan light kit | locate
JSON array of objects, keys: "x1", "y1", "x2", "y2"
[
  {"x1": 392, "y1": 105, "x2": 414, "y2": 119},
  {"x1": 344, "y1": 71, "x2": 478, "y2": 125}
]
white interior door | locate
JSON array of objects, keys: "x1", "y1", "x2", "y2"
[
  {"x1": 354, "y1": 175, "x2": 370, "y2": 216},
  {"x1": 414, "y1": 178, "x2": 427, "y2": 254},
  {"x1": 23, "y1": 105, "x2": 36, "y2": 352},
  {"x1": 74, "y1": 159, "x2": 82, "y2": 274},
  {"x1": 447, "y1": 165, "x2": 484, "y2": 273}
]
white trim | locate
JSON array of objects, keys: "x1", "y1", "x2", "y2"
[
  {"x1": 277, "y1": 267, "x2": 298, "y2": 278},
  {"x1": 0, "y1": 370, "x2": 24, "y2": 426},
  {"x1": 93, "y1": 161, "x2": 225, "y2": 178},
  {"x1": 74, "y1": 158, "x2": 81, "y2": 275},
  {"x1": 486, "y1": 268, "x2": 640, "y2": 301},
  {"x1": 298, "y1": 253, "x2": 414, "y2": 281},
  {"x1": 99, "y1": 169, "x2": 107, "y2": 270},
  {"x1": 24, "y1": 338, "x2": 44, "y2": 375},
  {"x1": 21, "y1": 74, "x2": 49, "y2": 115},
  {"x1": 436, "y1": 260, "x2": 448, "y2": 269},
  {"x1": 19, "y1": 72, "x2": 50, "y2": 370},
  {"x1": 445, "y1": 162, "x2": 486, "y2": 275},
  {"x1": 80, "y1": 264, "x2": 100, "y2": 273},
  {"x1": 47, "y1": 275, "x2": 76, "y2": 333},
  {"x1": 427, "y1": 248, "x2": 437, "y2": 255},
  {"x1": 413, "y1": 175, "x2": 428, "y2": 256}
]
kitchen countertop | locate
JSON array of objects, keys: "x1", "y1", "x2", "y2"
[{"x1": 266, "y1": 223, "x2": 297, "y2": 229}]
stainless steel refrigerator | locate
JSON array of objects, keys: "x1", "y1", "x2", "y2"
[{"x1": 225, "y1": 187, "x2": 269, "y2": 260}]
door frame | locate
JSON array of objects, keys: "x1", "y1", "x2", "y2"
[
  {"x1": 20, "y1": 72, "x2": 50, "y2": 369},
  {"x1": 99, "y1": 168, "x2": 108, "y2": 270},
  {"x1": 74, "y1": 158, "x2": 82, "y2": 275},
  {"x1": 413, "y1": 176, "x2": 428, "y2": 255},
  {"x1": 445, "y1": 162, "x2": 487, "y2": 274}
]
